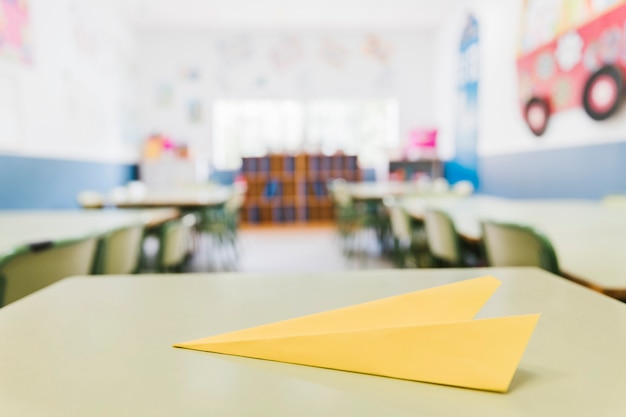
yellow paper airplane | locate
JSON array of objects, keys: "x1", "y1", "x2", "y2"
[{"x1": 174, "y1": 276, "x2": 540, "y2": 392}]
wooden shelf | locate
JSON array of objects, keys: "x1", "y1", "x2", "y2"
[{"x1": 241, "y1": 153, "x2": 361, "y2": 224}]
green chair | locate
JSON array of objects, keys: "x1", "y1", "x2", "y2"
[
  {"x1": 92, "y1": 224, "x2": 145, "y2": 275},
  {"x1": 423, "y1": 208, "x2": 464, "y2": 267},
  {"x1": 0, "y1": 236, "x2": 99, "y2": 307},
  {"x1": 194, "y1": 185, "x2": 246, "y2": 267},
  {"x1": 481, "y1": 220, "x2": 560, "y2": 274},
  {"x1": 328, "y1": 179, "x2": 377, "y2": 255},
  {"x1": 382, "y1": 196, "x2": 426, "y2": 268},
  {"x1": 157, "y1": 218, "x2": 193, "y2": 272}
]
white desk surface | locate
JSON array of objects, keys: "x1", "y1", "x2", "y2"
[
  {"x1": 402, "y1": 195, "x2": 626, "y2": 295},
  {"x1": 345, "y1": 181, "x2": 426, "y2": 200},
  {"x1": 114, "y1": 185, "x2": 233, "y2": 208},
  {"x1": 1, "y1": 267, "x2": 625, "y2": 417},
  {"x1": 0, "y1": 208, "x2": 178, "y2": 255}
]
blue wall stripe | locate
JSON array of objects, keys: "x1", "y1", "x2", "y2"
[
  {"x1": 0, "y1": 155, "x2": 137, "y2": 209},
  {"x1": 477, "y1": 142, "x2": 626, "y2": 199}
]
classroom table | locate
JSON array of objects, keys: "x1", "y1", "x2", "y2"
[
  {"x1": 0, "y1": 267, "x2": 624, "y2": 416},
  {"x1": 346, "y1": 181, "x2": 419, "y2": 201},
  {"x1": 0, "y1": 208, "x2": 179, "y2": 255},
  {"x1": 112, "y1": 185, "x2": 233, "y2": 209},
  {"x1": 343, "y1": 181, "x2": 460, "y2": 202},
  {"x1": 401, "y1": 195, "x2": 626, "y2": 298},
  {"x1": 344, "y1": 181, "x2": 424, "y2": 201}
]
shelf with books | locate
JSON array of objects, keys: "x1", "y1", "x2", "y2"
[{"x1": 241, "y1": 153, "x2": 361, "y2": 224}]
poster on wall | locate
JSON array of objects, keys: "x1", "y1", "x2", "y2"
[
  {"x1": 270, "y1": 36, "x2": 303, "y2": 71},
  {"x1": 319, "y1": 38, "x2": 349, "y2": 69},
  {"x1": 517, "y1": 0, "x2": 626, "y2": 135},
  {"x1": 187, "y1": 98, "x2": 203, "y2": 124},
  {"x1": 0, "y1": 0, "x2": 32, "y2": 64},
  {"x1": 447, "y1": 15, "x2": 480, "y2": 188},
  {"x1": 363, "y1": 35, "x2": 392, "y2": 63}
]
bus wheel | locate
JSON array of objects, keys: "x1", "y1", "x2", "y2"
[
  {"x1": 582, "y1": 65, "x2": 623, "y2": 121},
  {"x1": 525, "y1": 97, "x2": 550, "y2": 136}
]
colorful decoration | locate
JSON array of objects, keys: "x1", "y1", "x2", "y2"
[
  {"x1": 448, "y1": 15, "x2": 480, "y2": 188},
  {"x1": 517, "y1": 0, "x2": 626, "y2": 134},
  {"x1": 0, "y1": 0, "x2": 31, "y2": 63},
  {"x1": 403, "y1": 128, "x2": 437, "y2": 160},
  {"x1": 363, "y1": 35, "x2": 392, "y2": 63}
]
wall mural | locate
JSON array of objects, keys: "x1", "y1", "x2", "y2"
[
  {"x1": 0, "y1": 0, "x2": 31, "y2": 64},
  {"x1": 518, "y1": 0, "x2": 626, "y2": 136}
]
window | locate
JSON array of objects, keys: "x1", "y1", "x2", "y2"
[{"x1": 212, "y1": 99, "x2": 398, "y2": 170}]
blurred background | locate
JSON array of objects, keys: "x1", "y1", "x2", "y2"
[{"x1": 4, "y1": 0, "x2": 625, "y2": 207}]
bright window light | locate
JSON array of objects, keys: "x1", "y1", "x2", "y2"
[{"x1": 212, "y1": 99, "x2": 398, "y2": 170}]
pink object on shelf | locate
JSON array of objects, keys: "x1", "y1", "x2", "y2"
[
  {"x1": 403, "y1": 128, "x2": 438, "y2": 161},
  {"x1": 409, "y1": 128, "x2": 437, "y2": 148},
  {"x1": 161, "y1": 137, "x2": 175, "y2": 150}
]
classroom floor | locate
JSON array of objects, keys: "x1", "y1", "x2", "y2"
[{"x1": 187, "y1": 224, "x2": 395, "y2": 273}]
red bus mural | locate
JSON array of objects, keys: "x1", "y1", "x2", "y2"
[{"x1": 517, "y1": 0, "x2": 626, "y2": 135}]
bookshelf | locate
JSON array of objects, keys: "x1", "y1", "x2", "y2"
[{"x1": 241, "y1": 153, "x2": 361, "y2": 224}]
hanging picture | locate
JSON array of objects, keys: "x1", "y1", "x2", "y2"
[
  {"x1": 319, "y1": 38, "x2": 349, "y2": 69},
  {"x1": 187, "y1": 98, "x2": 203, "y2": 123},
  {"x1": 270, "y1": 36, "x2": 303, "y2": 70},
  {"x1": 216, "y1": 35, "x2": 253, "y2": 68},
  {"x1": 182, "y1": 68, "x2": 201, "y2": 82},
  {"x1": 363, "y1": 35, "x2": 392, "y2": 64},
  {"x1": 155, "y1": 83, "x2": 174, "y2": 108},
  {"x1": 0, "y1": 0, "x2": 32, "y2": 64}
]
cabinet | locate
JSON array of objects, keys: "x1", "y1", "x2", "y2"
[
  {"x1": 388, "y1": 159, "x2": 442, "y2": 181},
  {"x1": 241, "y1": 154, "x2": 361, "y2": 224}
]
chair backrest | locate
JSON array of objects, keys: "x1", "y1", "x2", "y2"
[
  {"x1": 0, "y1": 237, "x2": 98, "y2": 307},
  {"x1": 414, "y1": 176, "x2": 432, "y2": 193},
  {"x1": 225, "y1": 187, "x2": 246, "y2": 213},
  {"x1": 481, "y1": 220, "x2": 560, "y2": 274},
  {"x1": 452, "y1": 180, "x2": 475, "y2": 197},
  {"x1": 328, "y1": 179, "x2": 352, "y2": 208},
  {"x1": 126, "y1": 181, "x2": 147, "y2": 202},
  {"x1": 383, "y1": 197, "x2": 412, "y2": 244},
  {"x1": 423, "y1": 209, "x2": 462, "y2": 266},
  {"x1": 93, "y1": 224, "x2": 145, "y2": 275},
  {"x1": 77, "y1": 190, "x2": 105, "y2": 209},
  {"x1": 432, "y1": 177, "x2": 450, "y2": 194},
  {"x1": 158, "y1": 219, "x2": 191, "y2": 271}
]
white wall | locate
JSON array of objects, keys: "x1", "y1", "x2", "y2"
[
  {"x1": 435, "y1": 0, "x2": 626, "y2": 160},
  {"x1": 0, "y1": 0, "x2": 139, "y2": 163},
  {"x1": 135, "y1": 28, "x2": 437, "y2": 164}
]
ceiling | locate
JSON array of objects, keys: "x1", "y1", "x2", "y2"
[{"x1": 108, "y1": 0, "x2": 469, "y2": 31}]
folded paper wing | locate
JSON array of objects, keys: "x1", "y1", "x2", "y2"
[{"x1": 174, "y1": 276, "x2": 540, "y2": 392}]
